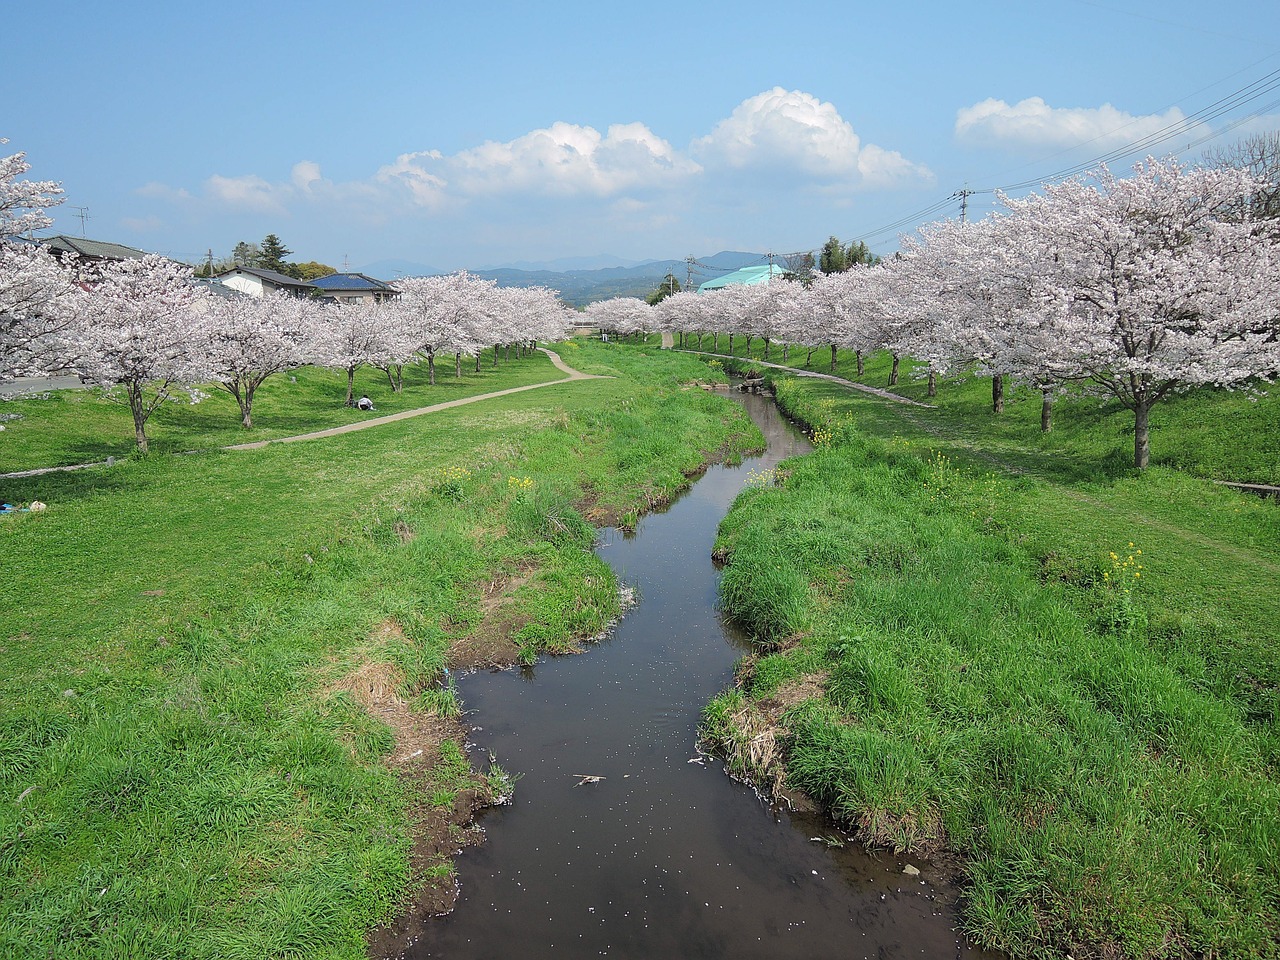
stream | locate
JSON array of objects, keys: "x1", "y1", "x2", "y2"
[{"x1": 389, "y1": 392, "x2": 1000, "y2": 959}]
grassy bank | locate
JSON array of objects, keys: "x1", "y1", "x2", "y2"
[
  {"x1": 1, "y1": 347, "x2": 562, "y2": 473},
  {"x1": 0, "y1": 342, "x2": 757, "y2": 958},
  {"x1": 688, "y1": 338, "x2": 1280, "y2": 486},
  {"x1": 702, "y1": 366, "x2": 1279, "y2": 959}
]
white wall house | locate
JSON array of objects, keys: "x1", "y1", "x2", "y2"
[{"x1": 216, "y1": 266, "x2": 317, "y2": 299}]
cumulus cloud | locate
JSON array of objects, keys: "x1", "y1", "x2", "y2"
[
  {"x1": 955, "y1": 96, "x2": 1194, "y2": 150},
  {"x1": 692, "y1": 88, "x2": 932, "y2": 186},
  {"x1": 377, "y1": 121, "x2": 698, "y2": 207},
  {"x1": 291, "y1": 161, "x2": 324, "y2": 192},
  {"x1": 136, "y1": 90, "x2": 929, "y2": 248}
]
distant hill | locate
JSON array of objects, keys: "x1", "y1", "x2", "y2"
[
  {"x1": 356, "y1": 251, "x2": 772, "y2": 307},
  {"x1": 358, "y1": 258, "x2": 444, "y2": 280}
]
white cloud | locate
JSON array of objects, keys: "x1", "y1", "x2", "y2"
[
  {"x1": 135, "y1": 90, "x2": 930, "y2": 262},
  {"x1": 205, "y1": 173, "x2": 286, "y2": 213},
  {"x1": 291, "y1": 161, "x2": 324, "y2": 192},
  {"x1": 135, "y1": 182, "x2": 192, "y2": 202},
  {"x1": 955, "y1": 96, "x2": 1193, "y2": 150},
  {"x1": 378, "y1": 121, "x2": 698, "y2": 206},
  {"x1": 692, "y1": 88, "x2": 932, "y2": 186}
]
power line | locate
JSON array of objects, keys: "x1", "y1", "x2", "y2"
[{"x1": 809, "y1": 64, "x2": 1280, "y2": 259}]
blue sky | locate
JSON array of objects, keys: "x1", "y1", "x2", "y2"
[{"x1": 6, "y1": 1, "x2": 1280, "y2": 273}]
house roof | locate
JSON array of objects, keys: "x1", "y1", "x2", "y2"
[
  {"x1": 191, "y1": 277, "x2": 244, "y2": 299},
  {"x1": 39, "y1": 235, "x2": 156, "y2": 262},
  {"x1": 308, "y1": 272, "x2": 397, "y2": 293},
  {"x1": 216, "y1": 265, "x2": 317, "y2": 290},
  {"x1": 697, "y1": 264, "x2": 787, "y2": 292}
]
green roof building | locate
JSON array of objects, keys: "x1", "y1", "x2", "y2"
[{"x1": 697, "y1": 263, "x2": 788, "y2": 292}]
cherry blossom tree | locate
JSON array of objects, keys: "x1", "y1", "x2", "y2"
[
  {"x1": 307, "y1": 300, "x2": 405, "y2": 405},
  {"x1": 999, "y1": 157, "x2": 1279, "y2": 467},
  {"x1": 396, "y1": 273, "x2": 498, "y2": 385},
  {"x1": 73, "y1": 255, "x2": 210, "y2": 453},
  {"x1": 653, "y1": 290, "x2": 712, "y2": 350},
  {"x1": 498, "y1": 283, "x2": 568, "y2": 358},
  {"x1": 198, "y1": 290, "x2": 313, "y2": 428},
  {"x1": 0, "y1": 143, "x2": 80, "y2": 379},
  {"x1": 584, "y1": 297, "x2": 650, "y2": 341}
]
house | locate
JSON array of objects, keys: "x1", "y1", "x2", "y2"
[
  {"x1": 308, "y1": 272, "x2": 399, "y2": 305},
  {"x1": 39, "y1": 235, "x2": 159, "y2": 264},
  {"x1": 697, "y1": 263, "x2": 788, "y2": 293},
  {"x1": 215, "y1": 265, "x2": 317, "y2": 299}
]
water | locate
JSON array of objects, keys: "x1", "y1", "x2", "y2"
[{"x1": 384, "y1": 392, "x2": 999, "y2": 960}]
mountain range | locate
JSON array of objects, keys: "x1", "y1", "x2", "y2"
[{"x1": 358, "y1": 251, "x2": 770, "y2": 307}]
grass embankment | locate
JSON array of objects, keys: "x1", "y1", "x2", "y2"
[
  {"x1": 689, "y1": 336, "x2": 1280, "y2": 485},
  {"x1": 0, "y1": 342, "x2": 756, "y2": 958},
  {"x1": 0, "y1": 346, "x2": 563, "y2": 473},
  {"x1": 700, "y1": 358, "x2": 1279, "y2": 959}
]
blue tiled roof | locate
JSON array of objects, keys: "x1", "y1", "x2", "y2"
[{"x1": 309, "y1": 272, "x2": 396, "y2": 292}]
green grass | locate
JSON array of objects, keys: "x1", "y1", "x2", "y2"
[
  {"x1": 695, "y1": 340, "x2": 1280, "y2": 485},
  {"x1": 0, "y1": 339, "x2": 758, "y2": 958},
  {"x1": 1, "y1": 347, "x2": 563, "y2": 472},
  {"x1": 702, "y1": 361, "x2": 1280, "y2": 959}
]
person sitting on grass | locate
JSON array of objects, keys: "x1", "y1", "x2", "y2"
[{"x1": 356, "y1": 395, "x2": 374, "y2": 411}]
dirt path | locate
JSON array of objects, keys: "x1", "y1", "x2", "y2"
[
  {"x1": 680, "y1": 350, "x2": 935, "y2": 408},
  {"x1": 225, "y1": 348, "x2": 605, "y2": 451},
  {"x1": 1, "y1": 348, "x2": 608, "y2": 478}
]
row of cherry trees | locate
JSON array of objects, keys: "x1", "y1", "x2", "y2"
[
  {"x1": 2, "y1": 145, "x2": 570, "y2": 452},
  {"x1": 598, "y1": 157, "x2": 1276, "y2": 470}
]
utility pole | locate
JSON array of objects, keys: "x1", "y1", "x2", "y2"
[
  {"x1": 953, "y1": 188, "x2": 975, "y2": 223},
  {"x1": 206, "y1": 248, "x2": 214, "y2": 277},
  {"x1": 685, "y1": 255, "x2": 695, "y2": 292},
  {"x1": 72, "y1": 206, "x2": 90, "y2": 237}
]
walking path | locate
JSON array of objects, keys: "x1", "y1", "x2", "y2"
[
  {"x1": 1, "y1": 348, "x2": 607, "y2": 479},
  {"x1": 678, "y1": 350, "x2": 935, "y2": 408},
  {"x1": 225, "y1": 348, "x2": 604, "y2": 451}
]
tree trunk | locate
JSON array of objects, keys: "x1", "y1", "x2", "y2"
[
  {"x1": 475, "y1": 353, "x2": 482, "y2": 373},
  {"x1": 806, "y1": 347, "x2": 814, "y2": 366},
  {"x1": 831, "y1": 344, "x2": 838, "y2": 372},
  {"x1": 455, "y1": 352, "x2": 462, "y2": 378},
  {"x1": 1041, "y1": 390, "x2": 1053, "y2": 432},
  {"x1": 856, "y1": 351, "x2": 864, "y2": 377},
  {"x1": 728, "y1": 333, "x2": 734, "y2": 354},
  {"x1": 505, "y1": 344, "x2": 511, "y2": 362},
  {"x1": 783, "y1": 342, "x2": 789, "y2": 361},
  {"x1": 992, "y1": 374, "x2": 1004, "y2": 414},
  {"x1": 927, "y1": 370, "x2": 937, "y2": 398},
  {"x1": 427, "y1": 352, "x2": 436, "y2": 386},
  {"x1": 345, "y1": 367, "x2": 356, "y2": 406},
  {"x1": 493, "y1": 344, "x2": 500, "y2": 368},
  {"x1": 889, "y1": 354, "x2": 900, "y2": 386},
  {"x1": 240, "y1": 385, "x2": 256, "y2": 429},
  {"x1": 1134, "y1": 402, "x2": 1151, "y2": 469},
  {"x1": 763, "y1": 337, "x2": 771, "y2": 360},
  {"x1": 128, "y1": 382, "x2": 149, "y2": 454}
]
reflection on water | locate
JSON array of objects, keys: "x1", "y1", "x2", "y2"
[{"x1": 386, "y1": 392, "x2": 1000, "y2": 960}]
